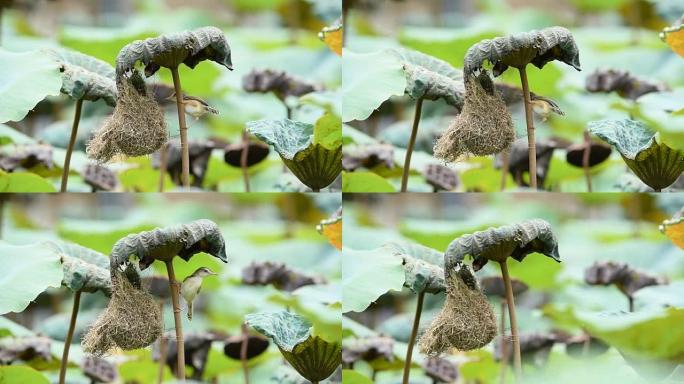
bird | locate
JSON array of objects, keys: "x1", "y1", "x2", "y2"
[
  {"x1": 181, "y1": 267, "x2": 217, "y2": 321},
  {"x1": 530, "y1": 94, "x2": 565, "y2": 121},
  {"x1": 168, "y1": 93, "x2": 219, "y2": 120}
]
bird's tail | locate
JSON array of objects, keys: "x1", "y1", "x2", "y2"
[
  {"x1": 207, "y1": 106, "x2": 219, "y2": 115},
  {"x1": 187, "y1": 301, "x2": 193, "y2": 321}
]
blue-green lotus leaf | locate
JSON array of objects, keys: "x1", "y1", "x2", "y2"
[
  {"x1": 385, "y1": 241, "x2": 445, "y2": 294},
  {"x1": 51, "y1": 241, "x2": 112, "y2": 295},
  {"x1": 464, "y1": 26, "x2": 581, "y2": 76},
  {"x1": 445, "y1": 219, "x2": 560, "y2": 272},
  {"x1": 110, "y1": 219, "x2": 228, "y2": 272},
  {"x1": 589, "y1": 119, "x2": 684, "y2": 191},
  {"x1": 115, "y1": 26, "x2": 232, "y2": 78},
  {"x1": 50, "y1": 49, "x2": 117, "y2": 106}
]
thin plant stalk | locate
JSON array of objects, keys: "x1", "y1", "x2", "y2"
[
  {"x1": 499, "y1": 260, "x2": 522, "y2": 377},
  {"x1": 240, "y1": 322, "x2": 249, "y2": 384},
  {"x1": 628, "y1": 296, "x2": 634, "y2": 312},
  {"x1": 241, "y1": 130, "x2": 250, "y2": 192},
  {"x1": 60, "y1": 98, "x2": 83, "y2": 193},
  {"x1": 401, "y1": 98, "x2": 424, "y2": 192},
  {"x1": 157, "y1": 300, "x2": 167, "y2": 384},
  {"x1": 499, "y1": 300, "x2": 508, "y2": 384},
  {"x1": 583, "y1": 130, "x2": 592, "y2": 192},
  {"x1": 500, "y1": 148, "x2": 510, "y2": 191},
  {"x1": 158, "y1": 142, "x2": 168, "y2": 192},
  {"x1": 58, "y1": 290, "x2": 81, "y2": 384},
  {"x1": 518, "y1": 67, "x2": 537, "y2": 190},
  {"x1": 165, "y1": 260, "x2": 185, "y2": 380},
  {"x1": 170, "y1": 67, "x2": 190, "y2": 188},
  {"x1": 402, "y1": 291, "x2": 425, "y2": 384}
]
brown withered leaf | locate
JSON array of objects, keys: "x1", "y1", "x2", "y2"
[
  {"x1": 585, "y1": 69, "x2": 668, "y2": 101},
  {"x1": 480, "y1": 275, "x2": 529, "y2": 298},
  {"x1": 342, "y1": 336, "x2": 394, "y2": 365},
  {"x1": 342, "y1": 143, "x2": 394, "y2": 171},
  {"x1": 584, "y1": 261, "x2": 667, "y2": 298},
  {"x1": 82, "y1": 163, "x2": 118, "y2": 191},
  {"x1": 495, "y1": 138, "x2": 566, "y2": 188},
  {"x1": 0, "y1": 336, "x2": 52, "y2": 364},
  {"x1": 223, "y1": 141, "x2": 270, "y2": 167},
  {"x1": 495, "y1": 332, "x2": 556, "y2": 366},
  {"x1": 423, "y1": 356, "x2": 459, "y2": 383},
  {"x1": 424, "y1": 164, "x2": 459, "y2": 191},
  {"x1": 242, "y1": 261, "x2": 325, "y2": 292},
  {"x1": 242, "y1": 68, "x2": 321, "y2": 101},
  {"x1": 223, "y1": 334, "x2": 270, "y2": 360},
  {"x1": 153, "y1": 331, "x2": 219, "y2": 380},
  {"x1": 0, "y1": 144, "x2": 53, "y2": 171},
  {"x1": 82, "y1": 355, "x2": 118, "y2": 383},
  {"x1": 152, "y1": 140, "x2": 217, "y2": 187},
  {"x1": 565, "y1": 141, "x2": 612, "y2": 168}
]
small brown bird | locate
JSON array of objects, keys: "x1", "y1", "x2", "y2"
[
  {"x1": 168, "y1": 93, "x2": 219, "y2": 120},
  {"x1": 181, "y1": 267, "x2": 217, "y2": 321},
  {"x1": 530, "y1": 94, "x2": 565, "y2": 121}
]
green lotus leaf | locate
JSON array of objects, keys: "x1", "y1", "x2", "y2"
[
  {"x1": 246, "y1": 311, "x2": 341, "y2": 382},
  {"x1": 115, "y1": 26, "x2": 232, "y2": 78},
  {"x1": 50, "y1": 49, "x2": 117, "y2": 106},
  {"x1": 390, "y1": 48, "x2": 464, "y2": 108},
  {"x1": 110, "y1": 219, "x2": 228, "y2": 272},
  {"x1": 0, "y1": 49, "x2": 62, "y2": 124},
  {"x1": 247, "y1": 117, "x2": 342, "y2": 190},
  {"x1": 588, "y1": 119, "x2": 684, "y2": 191},
  {"x1": 342, "y1": 247, "x2": 405, "y2": 313},
  {"x1": 0, "y1": 366, "x2": 49, "y2": 384},
  {"x1": 445, "y1": 219, "x2": 560, "y2": 272},
  {"x1": 50, "y1": 241, "x2": 112, "y2": 295},
  {"x1": 385, "y1": 241, "x2": 445, "y2": 294},
  {"x1": 0, "y1": 241, "x2": 63, "y2": 315},
  {"x1": 463, "y1": 26, "x2": 581, "y2": 76}
]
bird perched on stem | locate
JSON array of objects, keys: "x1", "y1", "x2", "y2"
[
  {"x1": 181, "y1": 267, "x2": 217, "y2": 321},
  {"x1": 168, "y1": 93, "x2": 219, "y2": 120}
]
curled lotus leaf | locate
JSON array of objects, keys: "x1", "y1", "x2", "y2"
[
  {"x1": 444, "y1": 219, "x2": 560, "y2": 272},
  {"x1": 245, "y1": 311, "x2": 341, "y2": 382},
  {"x1": 660, "y1": 17, "x2": 684, "y2": 57},
  {"x1": 588, "y1": 119, "x2": 684, "y2": 191},
  {"x1": 584, "y1": 261, "x2": 666, "y2": 298},
  {"x1": 242, "y1": 68, "x2": 320, "y2": 100},
  {"x1": 50, "y1": 49, "x2": 117, "y2": 106},
  {"x1": 385, "y1": 241, "x2": 445, "y2": 294},
  {"x1": 390, "y1": 48, "x2": 465, "y2": 108},
  {"x1": 464, "y1": 26, "x2": 581, "y2": 76},
  {"x1": 247, "y1": 117, "x2": 342, "y2": 190},
  {"x1": 115, "y1": 26, "x2": 233, "y2": 79},
  {"x1": 51, "y1": 241, "x2": 112, "y2": 295},
  {"x1": 317, "y1": 207, "x2": 342, "y2": 250},
  {"x1": 110, "y1": 219, "x2": 228, "y2": 271}
]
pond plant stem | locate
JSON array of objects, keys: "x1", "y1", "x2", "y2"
[
  {"x1": 156, "y1": 301, "x2": 167, "y2": 384},
  {"x1": 60, "y1": 98, "x2": 83, "y2": 193},
  {"x1": 499, "y1": 300, "x2": 508, "y2": 384},
  {"x1": 583, "y1": 130, "x2": 592, "y2": 192},
  {"x1": 170, "y1": 67, "x2": 190, "y2": 188},
  {"x1": 241, "y1": 322, "x2": 249, "y2": 384},
  {"x1": 240, "y1": 130, "x2": 250, "y2": 192},
  {"x1": 499, "y1": 260, "x2": 522, "y2": 378},
  {"x1": 158, "y1": 142, "x2": 168, "y2": 192},
  {"x1": 165, "y1": 260, "x2": 185, "y2": 381},
  {"x1": 518, "y1": 67, "x2": 537, "y2": 190},
  {"x1": 402, "y1": 291, "x2": 425, "y2": 384},
  {"x1": 401, "y1": 98, "x2": 424, "y2": 192},
  {"x1": 500, "y1": 147, "x2": 510, "y2": 191},
  {"x1": 58, "y1": 290, "x2": 81, "y2": 384}
]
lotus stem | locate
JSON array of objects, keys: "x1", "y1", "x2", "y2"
[
  {"x1": 241, "y1": 130, "x2": 250, "y2": 192},
  {"x1": 499, "y1": 260, "x2": 522, "y2": 377},
  {"x1": 165, "y1": 260, "x2": 185, "y2": 380},
  {"x1": 158, "y1": 142, "x2": 168, "y2": 192},
  {"x1": 402, "y1": 291, "x2": 425, "y2": 384},
  {"x1": 157, "y1": 301, "x2": 167, "y2": 384},
  {"x1": 60, "y1": 98, "x2": 83, "y2": 193},
  {"x1": 58, "y1": 290, "x2": 81, "y2": 384},
  {"x1": 500, "y1": 147, "x2": 510, "y2": 191},
  {"x1": 518, "y1": 67, "x2": 537, "y2": 190},
  {"x1": 170, "y1": 67, "x2": 190, "y2": 188},
  {"x1": 401, "y1": 97, "x2": 424, "y2": 192},
  {"x1": 628, "y1": 296, "x2": 634, "y2": 312},
  {"x1": 499, "y1": 300, "x2": 508, "y2": 384},
  {"x1": 583, "y1": 130, "x2": 592, "y2": 192},
  {"x1": 241, "y1": 322, "x2": 249, "y2": 384}
]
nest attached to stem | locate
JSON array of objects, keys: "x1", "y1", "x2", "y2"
[
  {"x1": 418, "y1": 270, "x2": 497, "y2": 356},
  {"x1": 82, "y1": 270, "x2": 162, "y2": 355},
  {"x1": 87, "y1": 71, "x2": 167, "y2": 163},
  {"x1": 433, "y1": 72, "x2": 514, "y2": 163}
]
